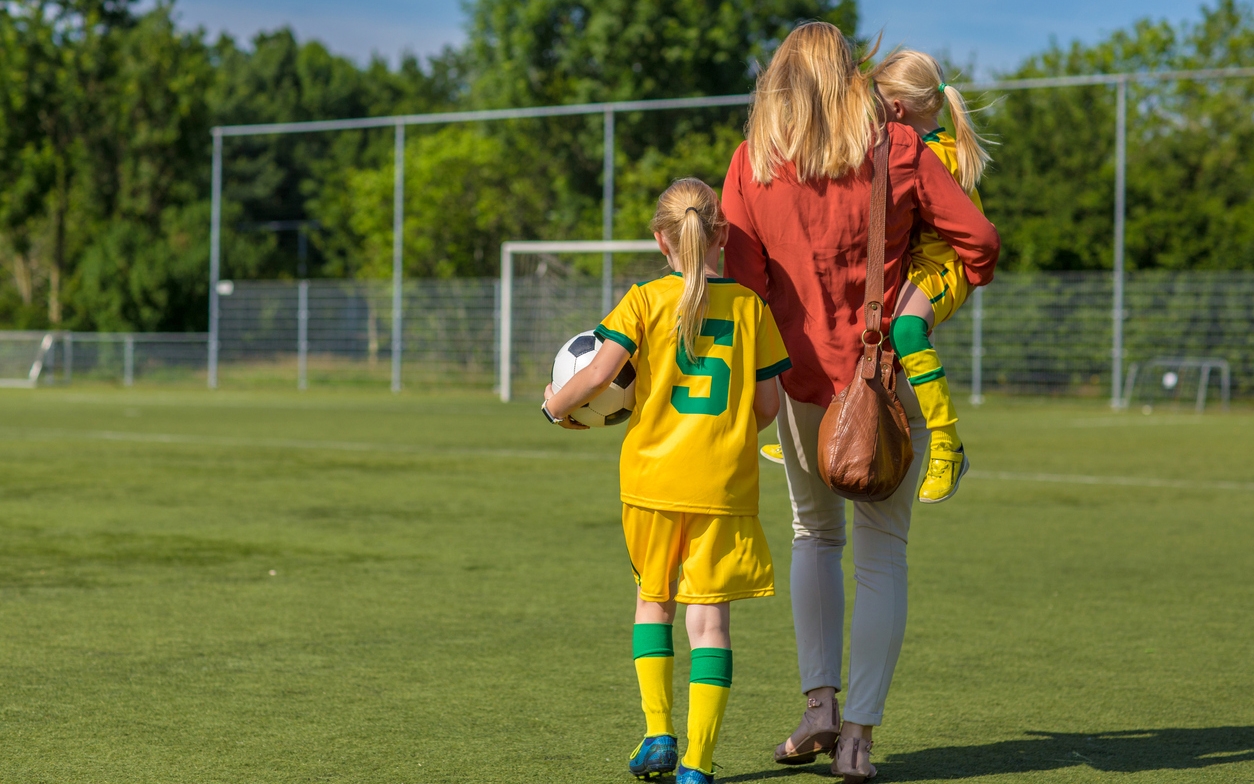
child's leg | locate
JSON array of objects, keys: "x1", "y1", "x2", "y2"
[
  {"x1": 634, "y1": 586, "x2": 678, "y2": 738},
  {"x1": 683, "y1": 602, "x2": 732, "y2": 775},
  {"x1": 892, "y1": 280, "x2": 960, "y2": 452}
]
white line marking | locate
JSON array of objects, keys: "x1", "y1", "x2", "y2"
[
  {"x1": 0, "y1": 427, "x2": 616, "y2": 462},
  {"x1": 968, "y1": 470, "x2": 1254, "y2": 493},
  {"x1": 1069, "y1": 415, "x2": 1216, "y2": 428}
]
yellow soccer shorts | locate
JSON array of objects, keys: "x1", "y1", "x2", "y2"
[
  {"x1": 908, "y1": 256, "x2": 970, "y2": 326},
  {"x1": 622, "y1": 504, "x2": 774, "y2": 605}
]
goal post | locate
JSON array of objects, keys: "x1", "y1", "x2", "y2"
[
  {"x1": 499, "y1": 239, "x2": 658, "y2": 402},
  {"x1": 0, "y1": 332, "x2": 55, "y2": 389}
]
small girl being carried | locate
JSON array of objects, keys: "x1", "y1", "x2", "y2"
[
  {"x1": 876, "y1": 49, "x2": 992, "y2": 503},
  {"x1": 759, "y1": 50, "x2": 991, "y2": 505},
  {"x1": 543, "y1": 179, "x2": 791, "y2": 783}
]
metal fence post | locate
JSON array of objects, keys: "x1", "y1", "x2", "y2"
[
  {"x1": 123, "y1": 334, "x2": 135, "y2": 387},
  {"x1": 500, "y1": 244, "x2": 513, "y2": 402},
  {"x1": 602, "y1": 109, "x2": 616, "y2": 316},
  {"x1": 64, "y1": 332, "x2": 73, "y2": 384},
  {"x1": 209, "y1": 129, "x2": 222, "y2": 389},
  {"x1": 298, "y1": 279, "x2": 309, "y2": 391},
  {"x1": 1111, "y1": 77, "x2": 1128, "y2": 409},
  {"x1": 391, "y1": 122, "x2": 405, "y2": 394},
  {"x1": 970, "y1": 286, "x2": 985, "y2": 405}
]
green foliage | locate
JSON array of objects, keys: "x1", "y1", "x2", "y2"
[
  {"x1": 458, "y1": 0, "x2": 857, "y2": 261},
  {"x1": 313, "y1": 126, "x2": 552, "y2": 279},
  {"x1": 5, "y1": 0, "x2": 1254, "y2": 331},
  {"x1": 0, "y1": 1, "x2": 459, "y2": 329},
  {"x1": 981, "y1": 0, "x2": 1254, "y2": 271}
]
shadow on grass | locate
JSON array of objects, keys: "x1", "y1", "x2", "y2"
[{"x1": 720, "y1": 727, "x2": 1254, "y2": 782}]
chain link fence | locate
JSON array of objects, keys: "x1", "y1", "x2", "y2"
[{"x1": 3, "y1": 271, "x2": 1250, "y2": 401}]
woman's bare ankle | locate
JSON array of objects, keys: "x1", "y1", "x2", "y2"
[
  {"x1": 840, "y1": 721, "x2": 872, "y2": 741},
  {"x1": 804, "y1": 686, "x2": 836, "y2": 705}
]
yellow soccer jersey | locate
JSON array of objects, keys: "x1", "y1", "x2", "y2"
[
  {"x1": 911, "y1": 129, "x2": 985, "y2": 275},
  {"x1": 595, "y1": 273, "x2": 790, "y2": 516}
]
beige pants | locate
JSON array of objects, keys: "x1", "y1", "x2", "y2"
[{"x1": 776, "y1": 375, "x2": 928, "y2": 726}]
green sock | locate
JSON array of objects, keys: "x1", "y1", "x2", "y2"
[{"x1": 891, "y1": 316, "x2": 961, "y2": 450}]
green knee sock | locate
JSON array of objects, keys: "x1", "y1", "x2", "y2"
[
  {"x1": 632, "y1": 624, "x2": 675, "y2": 737},
  {"x1": 890, "y1": 315, "x2": 961, "y2": 451}
]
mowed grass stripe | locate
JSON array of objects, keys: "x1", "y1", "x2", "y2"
[
  {"x1": 967, "y1": 469, "x2": 1254, "y2": 493},
  {"x1": 2, "y1": 425, "x2": 1250, "y2": 491}
]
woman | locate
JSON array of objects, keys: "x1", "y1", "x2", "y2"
[{"x1": 721, "y1": 23, "x2": 1000, "y2": 782}]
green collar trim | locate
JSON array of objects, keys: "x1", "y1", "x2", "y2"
[
  {"x1": 669, "y1": 271, "x2": 736, "y2": 283},
  {"x1": 921, "y1": 127, "x2": 946, "y2": 143}
]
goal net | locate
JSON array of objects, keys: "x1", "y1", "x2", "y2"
[
  {"x1": 0, "y1": 332, "x2": 54, "y2": 389},
  {"x1": 498, "y1": 240, "x2": 661, "y2": 401},
  {"x1": 1122, "y1": 356, "x2": 1231, "y2": 413}
]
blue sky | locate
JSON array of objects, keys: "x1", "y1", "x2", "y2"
[{"x1": 160, "y1": 0, "x2": 1208, "y2": 77}]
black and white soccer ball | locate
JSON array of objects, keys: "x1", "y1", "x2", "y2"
[{"x1": 551, "y1": 330, "x2": 636, "y2": 427}]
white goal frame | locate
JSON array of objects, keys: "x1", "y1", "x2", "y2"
[
  {"x1": 1122, "y1": 356, "x2": 1231, "y2": 412},
  {"x1": 0, "y1": 332, "x2": 54, "y2": 389},
  {"x1": 498, "y1": 239, "x2": 658, "y2": 402}
]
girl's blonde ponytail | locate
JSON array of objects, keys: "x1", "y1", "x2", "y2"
[
  {"x1": 873, "y1": 50, "x2": 992, "y2": 193},
  {"x1": 941, "y1": 83, "x2": 992, "y2": 194},
  {"x1": 651, "y1": 179, "x2": 727, "y2": 362}
]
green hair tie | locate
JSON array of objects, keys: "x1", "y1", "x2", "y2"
[{"x1": 938, "y1": 82, "x2": 949, "y2": 93}]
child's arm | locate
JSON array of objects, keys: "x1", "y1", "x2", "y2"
[
  {"x1": 753, "y1": 377, "x2": 780, "y2": 432},
  {"x1": 543, "y1": 341, "x2": 631, "y2": 431}
]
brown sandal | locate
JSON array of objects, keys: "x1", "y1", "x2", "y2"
[
  {"x1": 832, "y1": 735, "x2": 877, "y2": 783},
  {"x1": 774, "y1": 688, "x2": 840, "y2": 765}
]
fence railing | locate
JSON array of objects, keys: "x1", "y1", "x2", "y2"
[
  {"x1": 2, "y1": 271, "x2": 1250, "y2": 400},
  {"x1": 0, "y1": 331, "x2": 209, "y2": 387}
]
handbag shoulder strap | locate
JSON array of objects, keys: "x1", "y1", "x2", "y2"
[{"x1": 861, "y1": 132, "x2": 890, "y2": 380}]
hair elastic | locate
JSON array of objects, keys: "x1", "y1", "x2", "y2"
[
  {"x1": 685, "y1": 206, "x2": 700, "y2": 215},
  {"x1": 938, "y1": 82, "x2": 949, "y2": 93}
]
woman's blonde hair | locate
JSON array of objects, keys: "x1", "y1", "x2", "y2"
[
  {"x1": 872, "y1": 49, "x2": 991, "y2": 193},
  {"x1": 651, "y1": 178, "x2": 727, "y2": 362},
  {"x1": 745, "y1": 21, "x2": 881, "y2": 185}
]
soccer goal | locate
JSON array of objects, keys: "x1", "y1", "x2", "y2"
[
  {"x1": 0, "y1": 332, "x2": 55, "y2": 389},
  {"x1": 1121, "y1": 356, "x2": 1231, "y2": 413},
  {"x1": 498, "y1": 239, "x2": 660, "y2": 402}
]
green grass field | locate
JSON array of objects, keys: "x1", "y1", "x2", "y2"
[{"x1": 0, "y1": 389, "x2": 1251, "y2": 783}]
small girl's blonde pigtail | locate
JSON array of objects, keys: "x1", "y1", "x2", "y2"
[
  {"x1": 651, "y1": 179, "x2": 727, "y2": 362},
  {"x1": 941, "y1": 83, "x2": 993, "y2": 193}
]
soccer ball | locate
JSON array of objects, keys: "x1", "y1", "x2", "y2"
[{"x1": 551, "y1": 330, "x2": 636, "y2": 426}]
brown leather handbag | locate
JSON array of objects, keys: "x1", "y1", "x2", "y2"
[{"x1": 816, "y1": 135, "x2": 914, "y2": 502}]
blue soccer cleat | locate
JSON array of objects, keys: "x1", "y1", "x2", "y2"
[
  {"x1": 628, "y1": 734, "x2": 678, "y2": 779},
  {"x1": 676, "y1": 763, "x2": 715, "y2": 783}
]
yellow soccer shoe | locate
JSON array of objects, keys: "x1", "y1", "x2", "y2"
[
  {"x1": 760, "y1": 443, "x2": 786, "y2": 465},
  {"x1": 918, "y1": 447, "x2": 970, "y2": 504}
]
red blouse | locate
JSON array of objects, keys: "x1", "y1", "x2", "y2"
[{"x1": 722, "y1": 123, "x2": 1001, "y2": 407}]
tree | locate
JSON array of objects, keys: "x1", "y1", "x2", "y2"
[
  {"x1": 980, "y1": 0, "x2": 1254, "y2": 271},
  {"x1": 460, "y1": 0, "x2": 860, "y2": 251}
]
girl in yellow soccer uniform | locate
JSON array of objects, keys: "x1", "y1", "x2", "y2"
[
  {"x1": 542, "y1": 179, "x2": 790, "y2": 784},
  {"x1": 758, "y1": 51, "x2": 992, "y2": 505},
  {"x1": 874, "y1": 49, "x2": 993, "y2": 503}
]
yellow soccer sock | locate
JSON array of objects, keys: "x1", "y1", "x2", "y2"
[
  {"x1": 633, "y1": 624, "x2": 675, "y2": 737},
  {"x1": 891, "y1": 316, "x2": 961, "y2": 449},
  {"x1": 683, "y1": 648, "x2": 732, "y2": 774},
  {"x1": 634, "y1": 656, "x2": 675, "y2": 736}
]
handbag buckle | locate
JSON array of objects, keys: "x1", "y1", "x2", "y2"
[{"x1": 861, "y1": 328, "x2": 884, "y2": 347}]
